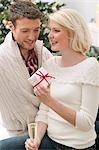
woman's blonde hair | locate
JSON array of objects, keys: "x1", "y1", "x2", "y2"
[{"x1": 49, "y1": 8, "x2": 92, "y2": 54}]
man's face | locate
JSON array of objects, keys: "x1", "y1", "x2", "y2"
[{"x1": 12, "y1": 18, "x2": 41, "y2": 50}]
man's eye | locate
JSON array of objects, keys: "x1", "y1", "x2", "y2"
[
  {"x1": 35, "y1": 29, "x2": 39, "y2": 32},
  {"x1": 21, "y1": 30, "x2": 28, "y2": 33},
  {"x1": 34, "y1": 29, "x2": 40, "y2": 32}
]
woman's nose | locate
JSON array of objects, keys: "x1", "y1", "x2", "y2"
[{"x1": 48, "y1": 31, "x2": 53, "y2": 39}]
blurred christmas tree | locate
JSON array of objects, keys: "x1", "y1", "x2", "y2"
[
  {"x1": 0, "y1": 0, "x2": 65, "y2": 50},
  {"x1": 0, "y1": 0, "x2": 98, "y2": 59},
  {"x1": 0, "y1": 0, "x2": 11, "y2": 44}
]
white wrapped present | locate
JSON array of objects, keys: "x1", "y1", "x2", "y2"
[{"x1": 28, "y1": 67, "x2": 55, "y2": 88}]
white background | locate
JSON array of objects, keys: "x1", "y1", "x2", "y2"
[{"x1": 36, "y1": 0, "x2": 97, "y2": 22}]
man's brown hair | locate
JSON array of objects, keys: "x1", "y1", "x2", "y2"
[{"x1": 8, "y1": 0, "x2": 42, "y2": 25}]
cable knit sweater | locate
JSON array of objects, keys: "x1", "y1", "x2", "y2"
[
  {"x1": 0, "y1": 31, "x2": 52, "y2": 140},
  {"x1": 36, "y1": 56, "x2": 99, "y2": 149}
]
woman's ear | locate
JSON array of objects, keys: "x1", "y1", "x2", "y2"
[
  {"x1": 7, "y1": 21, "x2": 14, "y2": 31},
  {"x1": 2, "y1": 19, "x2": 14, "y2": 31}
]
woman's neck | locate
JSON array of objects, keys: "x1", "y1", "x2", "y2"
[{"x1": 60, "y1": 51, "x2": 87, "y2": 67}]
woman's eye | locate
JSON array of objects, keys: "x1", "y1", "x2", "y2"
[{"x1": 53, "y1": 29, "x2": 60, "y2": 32}]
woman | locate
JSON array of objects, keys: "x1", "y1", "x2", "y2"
[{"x1": 25, "y1": 8, "x2": 99, "y2": 150}]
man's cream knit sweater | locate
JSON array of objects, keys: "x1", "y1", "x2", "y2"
[{"x1": 0, "y1": 32, "x2": 52, "y2": 140}]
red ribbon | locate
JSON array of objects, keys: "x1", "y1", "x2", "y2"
[{"x1": 33, "y1": 70, "x2": 55, "y2": 88}]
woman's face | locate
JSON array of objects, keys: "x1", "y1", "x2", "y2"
[{"x1": 48, "y1": 20, "x2": 70, "y2": 52}]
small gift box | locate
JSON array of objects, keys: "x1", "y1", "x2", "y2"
[{"x1": 28, "y1": 67, "x2": 55, "y2": 88}]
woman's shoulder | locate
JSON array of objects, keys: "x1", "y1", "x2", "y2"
[
  {"x1": 85, "y1": 57, "x2": 99, "y2": 67},
  {"x1": 80, "y1": 57, "x2": 99, "y2": 86},
  {"x1": 82, "y1": 57, "x2": 99, "y2": 74}
]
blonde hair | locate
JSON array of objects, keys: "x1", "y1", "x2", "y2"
[{"x1": 49, "y1": 8, "x2": 92, "y2": 54}]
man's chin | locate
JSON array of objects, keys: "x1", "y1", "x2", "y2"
[
  {"x1": 27, "y1": 45, "x2": 35, "y2": 50},
  {"x1": 24, "y1": 46, "x2": 34, "y2": 50}
]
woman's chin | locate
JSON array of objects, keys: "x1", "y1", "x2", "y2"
[{"x1": 51, "y1": 47, "x2": 58, "y2": 52}]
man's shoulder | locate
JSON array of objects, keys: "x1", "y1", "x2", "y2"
[
  {"x1": 36, "y1": 40, "x2": 49, "y2": 51},
  {"x1": 0, "y1": 43, "x2": 5, "y2": 54},
  {"x1": 36, "y1": 40, "x2": 52, "y2": 56},
  {"x1": 36, "y1": 40, "x2": 43, "y2": 46}
]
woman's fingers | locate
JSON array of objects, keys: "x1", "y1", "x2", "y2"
[
  {"x1": 25, "y1": 138, "x2": 39, "y2": 150},
  {"x1": 25, "y1": 138, "x2": 36, "y2": 150}
]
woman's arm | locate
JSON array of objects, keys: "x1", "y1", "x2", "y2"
[
  {"x1": 36, "y1": 121, "x2": 47, "y2": 142},
  {"x1": 34, "y1": 86, "x2": 76, "y2": 126},
  {"x1": 34, "y1": 84, "x2": 99, "y2": 131},
  {"x1": 76, "y1": 84, "x2": 99, "y2": 131}
]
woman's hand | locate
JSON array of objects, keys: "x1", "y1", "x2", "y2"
[
  {"x1": 25, "y1": 137, "x2": 40, "y2": 150},
  {"x1": 34, "y1": 85, "x2": 53, "y2": 106}
]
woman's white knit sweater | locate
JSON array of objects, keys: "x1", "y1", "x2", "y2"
[
  {"x1": 0, "y1": 31, "x2": 52, "y2": 140},
  {"x1": 36, "y1": 56, "x2": 99, "y2": 149}
]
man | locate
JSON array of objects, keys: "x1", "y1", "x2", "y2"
[{"x1": 0, "y1": 0, "x2": 52, "y2": 148}]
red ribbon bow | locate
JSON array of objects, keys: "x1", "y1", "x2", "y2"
[{"x1": 33, "y1": 70, "x2": 55, "y2": 88}]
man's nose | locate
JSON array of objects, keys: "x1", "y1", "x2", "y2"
[{"x1": 28, "y1": 31, "x2": 36, "y2": 40}]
